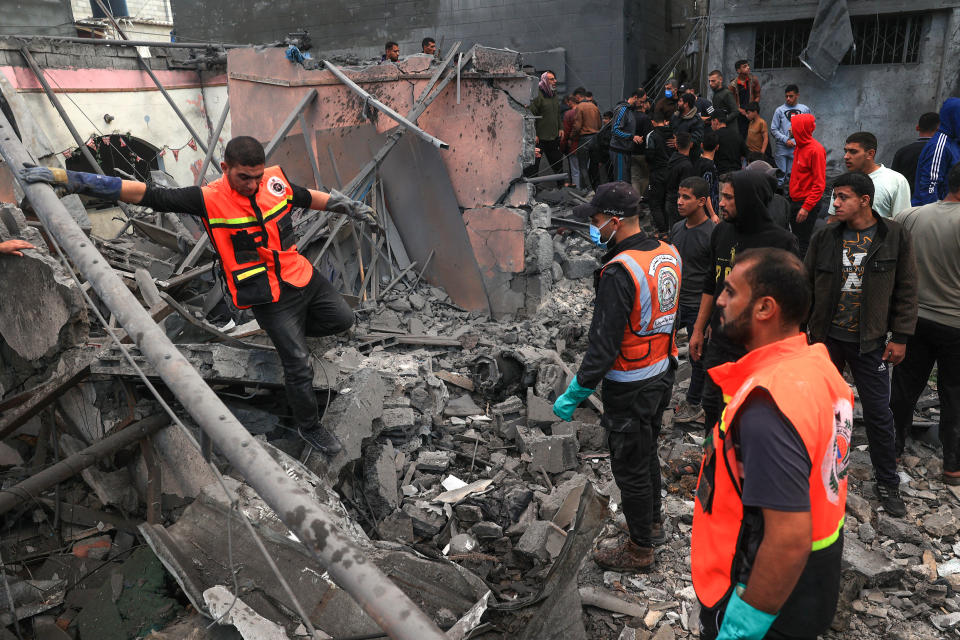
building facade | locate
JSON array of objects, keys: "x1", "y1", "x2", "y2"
[{"x1": 707, "y1": 0, "x2": 960, "y2": 175}]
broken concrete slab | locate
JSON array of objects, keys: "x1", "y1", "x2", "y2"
[
  {"x1": 362, "y1": 440, "x2": 399, "y2": 520},
  {"x1": 204, "y1": 586, "x2": 290, "y2": 640},
  {"x1": 517, "y1": 520, "x2": 566, "y2": 563},
  {"x1": 842, "y1": 535, "x2": 905, "y2": 588},
  {"x1": 306, "y1": 367, "x2": 385, "y2": 483},
  {"x1": 517, "y1": 427, "x2": 579, "y2": 474},
  {"x1": 562, "y1": 254, "x2": 599, "y2": 280}
]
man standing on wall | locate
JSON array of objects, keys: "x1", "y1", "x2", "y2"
[
  {"x1": 421, "y1": 37, "x2": 436, "y2": 55},
  {"x1": 729, "y1": 60, "x2": 761, "y2": 140},
  {"x1": 21, "y1": 137, "x2": 377, "y2": 456},
  {"x1": 527, "y1": 71, "x2": 564, "y2": 185},
  {"x1": 770, "y1": 85, "x2": 810, "y2": 189},
  {"x1": 381, "y1": 41, "x2": 400, "y2": 63}
]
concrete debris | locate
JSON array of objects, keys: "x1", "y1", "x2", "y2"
[{"x1": 1, "y1": 36, "x2": 957, "y2": 640}]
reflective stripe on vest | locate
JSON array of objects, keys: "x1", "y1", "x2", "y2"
[
  {"x1": 691, "y1": 335, "x2": 852, "y2": 609},
  {"x1": 601, "y1": 243, "x2": 681, "y2": 382},
  {"x1": 201, "y1": 166, "x2": 313, "y2": 309}
]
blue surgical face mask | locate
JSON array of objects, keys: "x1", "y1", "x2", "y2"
[
  {"x1": 664, "y1": 89, "x2": 674, "y2": 98},
  {"x1": 589, "y1": 218, "x2": 617, "y2": 248}
]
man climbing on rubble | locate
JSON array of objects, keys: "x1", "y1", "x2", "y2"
[
  {"x1": 692, "y1": 248, "x2": 851, "y2": 640},
  {"x1": 551, "y1": 181, "x2": 681, "y2": 572},
  {"x1": 19, "y1": 136, "x2": 378, "y2": 456}
]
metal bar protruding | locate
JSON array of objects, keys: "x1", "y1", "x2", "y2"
[
  {"x1": 194, "y1": 100, "x2": 229, "y2": 186},
  {"x1": 323, "y1": 61, "x2": 450, "y2": 150},
  {"x1": 4, "y1": 35, "x2": 248, "y2": 49},
  {"x1": 0, "y1": 414, "x2": 169, "y2": 516},
  {"x1": 263, "y1": 88, "x2": 318, "y2": 161},
  {"x1": 19, "y1": 47, "x2": 103, "y2": 175},
  {"x1": 0, "y1": 112, "x2": 446, "y2": 640},
  {"x1": 92, "y1": 0, "x2": 210, "y2": 155}
]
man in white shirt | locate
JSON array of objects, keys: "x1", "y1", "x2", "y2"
[{"x1": 829, "y1": 131, "x2": 911, "y2": 218}]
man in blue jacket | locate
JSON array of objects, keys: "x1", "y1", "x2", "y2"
[
  {"x1": 769, "y1": 84, "x2": 810, "y2": 189},
  {"x1": 913, "y1": 97, "x2": 960, "y2": 206},
  {"x1": 609, "y1": 90, "x2": 645, "y2": 183}
]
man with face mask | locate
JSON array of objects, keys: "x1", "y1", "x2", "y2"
[
  {"x1": 20, "y1": 136, "x2": 376, "y2": 456},
  {"x1": 552, "y1": 182, "x2": 681, "y2": 572},
  {"x1": 688, "y1": 171, "x2": 798, "y2": 436}
]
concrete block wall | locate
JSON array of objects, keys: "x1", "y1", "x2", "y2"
[
  {"x1": 171, "y1": 0, "x2": 639, "y2": 111},
  {"x1": 71, "y1": 0, "x2": 171, "y2": 23}
]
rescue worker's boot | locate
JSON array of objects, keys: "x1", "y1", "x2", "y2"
[
  {"x1": 300, "y1": 425, "x2": 342, "y2": 456},
  {"x1": 593, "y1": 538, "x2": 655, "y2": 572},
  {"x1": 615, "y1": 516, "x2": 669, "y2": 544}
]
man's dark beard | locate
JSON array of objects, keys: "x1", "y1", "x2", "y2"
[{"x1": 717, "y1": 303, "x2": 754, "y2": 346}]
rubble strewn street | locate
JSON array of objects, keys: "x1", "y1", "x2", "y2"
[{"x1": 0, "y1": 10, "x2": 957, "y2": 639}]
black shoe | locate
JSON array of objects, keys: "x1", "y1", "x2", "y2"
[
  {"x1": 650, "y1": 521, "x2": 669, "y2": 545},
  {"x1": 876, "y1": 482, "x2": 907, "y2": 518},
  {"x1": 300, "y1": 426, "x2": 342, "y2": 456}
]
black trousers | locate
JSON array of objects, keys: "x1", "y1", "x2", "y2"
[
  {"x1": 602, "y1": 367, "x2": 675, "y2": 547},
  {"x1": 701, "y1": 339, "x2": 745, "y2": 436},
  {"x1": 825, "y1": 338, "x2": 899, "y2": 486},
  {"x1": 524, "y1": 138, "x2": 564, "y2": 183},
  {"x1": 576, "y1": 134, "x2": 603, "y2": 190},
  {"x1": 891, "y1": 317, "x2": 960, "y2": 469},
  {"x1": 648, "y1": 170, "x2": 668, "y2": 233},
  {"x1": 789, "y1": 198, "x2": 821, "y2": 258},
  {"x1": 251, "y1": 270, "x2": 354, "y2": 432}
]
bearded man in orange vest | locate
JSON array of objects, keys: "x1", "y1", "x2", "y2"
[
  {"x1": 692, "y1": 248, "x2": 851, "y2": 640},
  {"x1": 552, "y1": 181, "x2": 681, "y2": 572},
  {"x1": 21, "y1": 136, "x2": 377, "y2": 455}
]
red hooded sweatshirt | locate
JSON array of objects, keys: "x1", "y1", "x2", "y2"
[{"x1": 789, "y1": 113, "x2": 826, "y2": 210}]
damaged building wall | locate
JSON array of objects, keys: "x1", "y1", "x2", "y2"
[
  {"x1": 0, "y1": 0, "x2": 77, "y2": 37},
  {"x1": 171, "y1": 0, "x2": 698, "y2": 111},
  {"x1": 707, "y1": 1, "x2": 960, "y2": 176},
  {"x1": 0, "y1": 37, "x2": 228, "y2": 188}
]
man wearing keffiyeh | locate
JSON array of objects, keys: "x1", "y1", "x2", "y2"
[{"x1": 526, "y1": 70, "x2": 564, "y2": 185}]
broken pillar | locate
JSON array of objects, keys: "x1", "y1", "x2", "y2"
[
  {"x1": 362, "y1": 440, "x2": 399, "y2": 520},
  {"x1": 463, "y1": 207, "x2": 527, "y2": 319}
]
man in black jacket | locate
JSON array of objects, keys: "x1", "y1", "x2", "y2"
[
  {"x1": 688, "y1": 171, "x2": 799, "y2": 434},
  {"x1": 664, "y1": 132, "x2": 696, "y2": 231},
  {"x1": 711, "y1": 108, "x2": 747, "y2": 174},
  {"x1": 552, "y1": 182, "x2": 680, "y2": 572},
  {"x1": 892, "y1": 112, "x2": 939, "y2": 197},
  {"x1": 672, "y1": 93, "x2": 705, "y2": 149},
  {"x1": 805, "y1": 171, "x2": 918, "y2": 518},
  {"x1": 645, "y1": 110, "x2": 673, "y2": 233}
]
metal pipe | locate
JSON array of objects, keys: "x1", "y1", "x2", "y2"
[
  {"x1": 0, "y1": 414, "x2": 169, "y2": 516},
  {"x1": 92, "y1": 0, "x2": 210, "y2": 155},
  {"x1": 4, "y1": 35, "x2": 247, "y2": 49},
  {"x1": 0, "y1": 112, "x2": 446, "y2": 640},
  {"x1": 19, "y1": 47, "x2": 103, "y2": 175},
  {"x1": 194, "y1": 100, "x2": 229, "y2": 186},
  {"x1": 323, "y1": 61, "x2": 450, "y2": 150}
]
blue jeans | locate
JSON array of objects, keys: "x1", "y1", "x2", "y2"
[
  {"x1": 825, "y1": 338, "x2": 899, "y2": 486},
  {"x1": 774, "y1": 147, "x2": 794, "y2": 188},
  {"x1": 679, "y1": 304, "x2": 705, "y2": 405}
]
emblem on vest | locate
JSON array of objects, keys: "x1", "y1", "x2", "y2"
[
  {"x1": 657, "y1": 265, "x2": 679, "y2": 312},
  {"x1": 822, "y1": 398, "x2": 853, "y2": 505},
  {"x1": 267, "y1": 176, "x2": 286, "y2": 196}
]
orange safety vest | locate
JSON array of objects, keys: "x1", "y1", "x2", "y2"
[
  {"x1": 201, "y1": 166, "x2": 313, "y2": 308},
  {"x1": 691, "y1": 334, "x2": 852, "y2": 609},
  {"x1": 600, "y1": 243, "x2": 681, "y2": 382}
]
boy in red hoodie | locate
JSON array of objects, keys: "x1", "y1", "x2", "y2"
[{"x1": 788, "y1": 113, "x2": 825, "y2": 257}]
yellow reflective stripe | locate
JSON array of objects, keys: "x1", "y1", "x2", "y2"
[
  {"x1": 208, "y1": 215, "x2": 257, "y2": 225},
  {"x1": 811, "y1": 515, "x2": 845, "y2": 551},
  {"x1": 263, "y1": 197, "x2": 292, "y2": 220},
  {"x1": 236, "y1": 266, "x2": 266, "y2": 281}
]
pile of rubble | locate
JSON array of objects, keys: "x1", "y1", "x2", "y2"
[{"x1": 0, "y1": 42, "x2": 955, "y2": 640}]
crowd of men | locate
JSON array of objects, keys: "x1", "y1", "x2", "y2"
[{"x1": 544, "y1": 59, "x2": 960, "y2": 640}]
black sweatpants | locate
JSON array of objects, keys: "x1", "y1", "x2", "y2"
[
  {"x1": 602, "y1": 367, "x2": 675, "y2": 547},
  {"x1": 251, "y1": 270, "x2": 354, "y2": 432}
]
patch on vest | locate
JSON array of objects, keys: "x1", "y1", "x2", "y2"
[
  {"x1": 822, "y1": 398, "x2": 853, "y2": 505},
  {"x1": 656, "y1": 265, "x2": 679, "y2": 312},
  {"x1": 266, "y1": 176, "x2": 286, "y2": 196}
]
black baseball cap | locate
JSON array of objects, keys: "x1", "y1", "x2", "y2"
[
  {"x1": 589, "y1": 181, "x2": 640, "y2": 217},
  {"x1": 571, "y1": 202, "x2": 598, "y2": 220}
]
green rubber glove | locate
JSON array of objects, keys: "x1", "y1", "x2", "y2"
[
  {"x1": 552, "y1": 378, "x2": 594, "y2": 422},
  {"x1": 717, "y1": 586, "x2": 778, "y2": 640},
  {"x1": 19, "y1": 163, "x2": 122, "y2": 199}
]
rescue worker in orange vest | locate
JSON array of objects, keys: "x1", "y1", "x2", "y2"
[
  {"x1": 20, "y1": 136, "x2": 377, "y2": 455},
  {"x1": 692, "y1": 248, "x2": 851, "y2": 640},
  {"x1": 552, "y1": 181, "x2": 681, "y2": 572}
]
